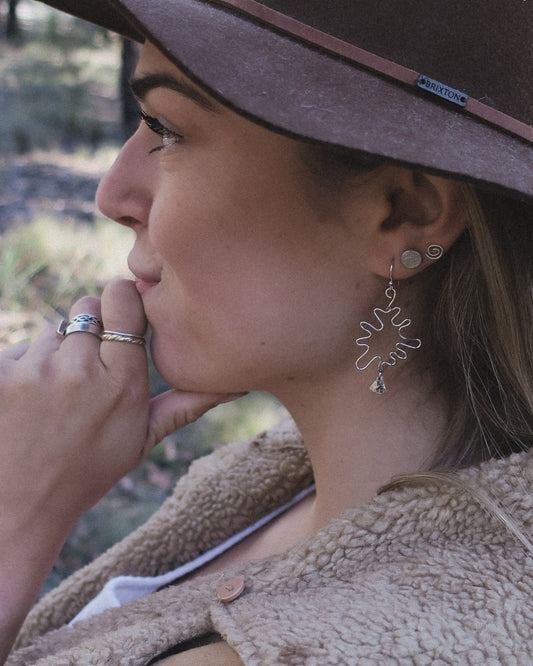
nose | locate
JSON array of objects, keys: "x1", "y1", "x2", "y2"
[{"x1": 96, "y1": 131, "x2": 154, "y2": 229}]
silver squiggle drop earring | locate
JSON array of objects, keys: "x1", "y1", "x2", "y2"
[{"x1": 355, "y1": 263, "x2": 421, "y2": 394}]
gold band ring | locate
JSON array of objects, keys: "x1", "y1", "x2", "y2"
[{"x1": 101, "y1": 330, "x2": 146, "y2": 346}]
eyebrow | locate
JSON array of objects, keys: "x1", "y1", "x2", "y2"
[{"x1": 129, "y1": 73, "x2": 219, "y2": 112}]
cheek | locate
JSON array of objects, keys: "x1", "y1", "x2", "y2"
[
  {"x1": 144, "y1": 160, "x2": 369, "y2": 377},
  {"x1": 147, "y1": 170, "x2": 280, "y2": 294},
  {"x1": 148, "y1": 176, "x2": 360, "y2": 331}
]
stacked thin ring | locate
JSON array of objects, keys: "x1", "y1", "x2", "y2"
[{"x1": 101, "y1": 330, "x2": 146, "y2": 346}]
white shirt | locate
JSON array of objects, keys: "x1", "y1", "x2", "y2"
[{"x1": 70, "y1": 485, "x2": 315, "y2": 625}]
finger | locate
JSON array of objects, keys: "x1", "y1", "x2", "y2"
[
  {"x1": 8, "y1": 326, "x2": 58, "y2": 363},
  {"x1": 0, "y1": 343, "x2": 30, "y2": 363},
  {"x1": 147, "y1": 390, "x2": 247, "y2": 450},
  {"x1": 8, "y1": 312, "x2": 73, "y2": 364},
  {"x1": 99, "y1": 279, "x2": 148, "y2": 375},
  {"x1": 60, "y1": 295, "x2": 103, "y2": 361}
]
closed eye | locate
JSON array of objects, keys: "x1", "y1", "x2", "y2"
[{"x1": 139, "y1": 111, "x2": 184, "y2": 153}]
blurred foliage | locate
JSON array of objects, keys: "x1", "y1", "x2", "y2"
[
  {"x1": 0, "y1": 2, "x2": 288, "y2": 594},
  {"x1": 0, "y1": 1, "x2": 121, "y2": 153}
]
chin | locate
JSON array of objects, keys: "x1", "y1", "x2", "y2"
[
  {"x1": 149, "y1": 330, "x2": 253, "y2": 394},
  {"x1": 149, "y1": 337, "x2": 210, "y2": 393},
  {"x1": 149, "y1": 341, "x2": 183, "y2": 390},
  {"x1": 149, "y1": 336, "x2": 176, "y2": 385}
]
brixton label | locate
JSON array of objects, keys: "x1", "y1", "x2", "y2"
[{"x1": 416, "y1": 75, "x2": 468, "y2": 108}]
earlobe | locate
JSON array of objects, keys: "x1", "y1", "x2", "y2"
[{"x1": 369, "y1": 168, "x2": 467, "y2": 279}]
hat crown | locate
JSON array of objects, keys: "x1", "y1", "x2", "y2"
[
  {"x1": 239, "y1": 0, "x2": 531, "y2": 125},
  {"x1": 36, "y1": 0, "x2": 533, "y2": 201},
  {"x1": 41, "y1": 0, "x2": 532, "y2": 125}
]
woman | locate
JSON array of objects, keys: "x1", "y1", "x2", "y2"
[{"x1": 3, "y1": 0, "x2": 532, "y2": 663}]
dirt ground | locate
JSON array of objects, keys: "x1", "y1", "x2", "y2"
[{"x1": 0, "y1": 151, "x2": 107, "y2": 231}]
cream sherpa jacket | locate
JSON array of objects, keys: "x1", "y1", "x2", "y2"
[{"x1": 8, "y1": 420, "x2": 533, "y2": 665}]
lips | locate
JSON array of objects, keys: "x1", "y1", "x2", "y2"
[
  {"x1": 134, "y1": 277, "x2": 160, "y2": 296},
  {"x1": 128, "y1": 257, "x2": 161, "y2": 296}
]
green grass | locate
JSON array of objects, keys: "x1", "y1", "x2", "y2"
[{"x1": 0, "y1": 215, "x2": 132, "y2": 315}]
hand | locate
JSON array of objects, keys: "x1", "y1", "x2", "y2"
[
  {"x1": 0, "y1": 279, "x2": 243, "y2": 661},
  {"x1": 0, "y1": 278, "x2": 240, "y2": 539}
]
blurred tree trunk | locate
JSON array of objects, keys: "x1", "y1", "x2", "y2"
[
  {"x1": 6, "y1": 0, "x2": 20, "y2": 39},
  {"x1": 120, "y1": 38, "x2": 141, "y2": 140}
]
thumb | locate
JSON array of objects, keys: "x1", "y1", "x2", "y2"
[{"x1": 147, "y1": 389, "x2": 246, "y2": 449}]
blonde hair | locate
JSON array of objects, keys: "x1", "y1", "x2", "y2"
[
  {"x1": 427, "y1": 185, "x2": 533, "y2": 467},
  {"x1": 385, "y1": 186, "x2": 533, "y2": 553}
]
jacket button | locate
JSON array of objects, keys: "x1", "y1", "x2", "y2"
[{"x1": 217, "y1": 576, "x2": 245, "y2": 603}]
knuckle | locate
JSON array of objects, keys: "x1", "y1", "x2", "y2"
[
  {"x1": 107, "y1": 374, "x2": 148, "y2": 409},
  {"x1": 58, "y1": 364, "x2": 93, "y2": 393},
  {"x1": 123, "y1": 380, "x2": 148, "y2": 406},
  {"x1": 1, "y1": 363, "x2": 50, "y2": 406},
  {"x1": 182, "y1": 404, "x2": 207, "y2": 427},
  {"x1": 70, "y1": 295, "x2": 101, "y2": 317}
]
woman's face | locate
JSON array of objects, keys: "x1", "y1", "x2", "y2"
[{"x1": 97, "y1": 42, "x2": 378, "y2": 394}]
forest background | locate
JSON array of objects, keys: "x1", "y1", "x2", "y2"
[{"x1": 0, "y1": 0, "x2": 286, "y2": 594}]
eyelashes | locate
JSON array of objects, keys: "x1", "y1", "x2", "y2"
[{"x1": 138, "y1": 111, "x2": 184, "y2": 153}]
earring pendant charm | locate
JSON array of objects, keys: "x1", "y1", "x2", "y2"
[{"x1": 369, "y1": 364, "x2": 387, "y2": 394}]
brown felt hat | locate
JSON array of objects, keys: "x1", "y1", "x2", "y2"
[{"x1": 39, "y1": 0, "x2": 532, "y2": 202}]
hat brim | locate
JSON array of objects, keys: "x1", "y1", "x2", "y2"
[{"x1": 42, "y1": 0, "x2": 533, "y2": 203}]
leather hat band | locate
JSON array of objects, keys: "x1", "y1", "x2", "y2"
[{"x1": 215, "y1": 0, "x2": 532, "y2": 144}]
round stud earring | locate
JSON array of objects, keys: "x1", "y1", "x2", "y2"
[{"x1": 400, "y1": 249, "x2": 422, "y2": 269}]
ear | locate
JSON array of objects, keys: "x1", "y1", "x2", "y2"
[{"x1": 365, "y1": 168, "x2": 467, "y2": 280}]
